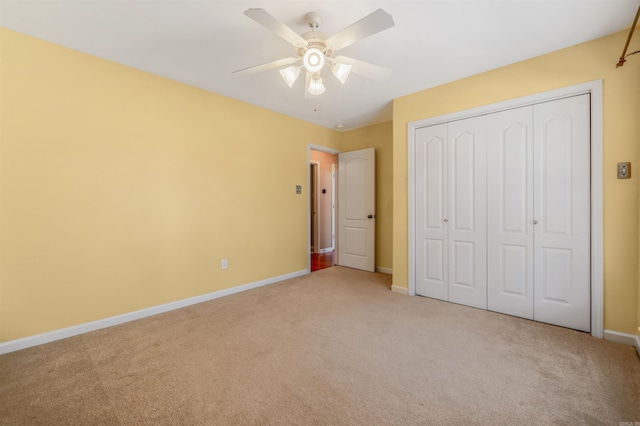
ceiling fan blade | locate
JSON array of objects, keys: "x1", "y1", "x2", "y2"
[
  {"x1": 232, "y1": 57, "x2": 299, "y2": 75},
  {"x1": 334, "y1": 56, "x2": 392, "y2": 82},
  {"x1": 244, "y1": 8, "x2": 308, "y2": 48},
  {"x1": 325, "y1": 9, "x2": 394, "y2": 51}
]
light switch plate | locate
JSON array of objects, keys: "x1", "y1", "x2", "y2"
[{"x1": 617, "y1": 162, "x2": 631, "y2": 179}]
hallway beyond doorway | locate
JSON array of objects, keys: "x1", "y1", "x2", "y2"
[{"x1": 311, "y1": 251, "x2": 335, "y2": 272}]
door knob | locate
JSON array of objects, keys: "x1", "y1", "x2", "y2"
[
  {"x1": 533, "y1": 220, "x2": 538, "y2": 225},
  {"x1": 367, "y1": 214, "x2": 375, "y2": 219},
  {"x1": 443, "y1": 218, "x2": 448, "y2": 223}
]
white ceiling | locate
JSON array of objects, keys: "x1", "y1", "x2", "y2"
[{"x1": 1, "y1": 1, "x2": 637, "y2": 131}]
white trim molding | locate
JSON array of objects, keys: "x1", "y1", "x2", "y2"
[
  {"x1": 604, "y1": 330, "x2": 640, "y2": 356},
  {"x1": 310, "y1": 160, "x2": 321, "y2": 255},
  {"x1": 308, "y1": 144, "x2": 340, "y2": 155},
  {"x1": 407, "y1": 80, "x2": 604, "y2": 339},
  {"x1": 0, "y1": 269, "x2": 308, "y2": 355},
  {"x1": 376, "y1": 267, "x2": 393, "y2": 275},
  {"x1": 391, "y1": 285, "x2": 408, "y2": 295}
]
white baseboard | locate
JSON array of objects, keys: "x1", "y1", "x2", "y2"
[
  {"x1": 319, "y1": 248, "x2": 334, "y2": 254},
  {"x1": 391, "y1": 285, "x2": 408, "y2": 295},
  {"x1": 0, "y1": 269, "x2": 308, "y2": 355},
  {"x1": 376, "y1": 267, "x2": 392, "y2": 275},
  {"x1": 603, "y1": 329, "x2": 640, "y2": 356}
]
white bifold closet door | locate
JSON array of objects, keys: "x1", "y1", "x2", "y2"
[
  {"x1": 532, "y1": 95, "x2": 591, "y2": 331},
  {"x1": 415, "y1": 94, "x2": 590, "y2": 332},
  {"x1": 487, "y1": 106, "x2": 535, "y2": 319},
  {"x1": 486, "y1": 95, "x2": 591, "y2": 332},
  {"x1": 415, "y1": 116, "x2": 487, "y2": 309},
  {"x1": 415, "y1": 123, "x2": 448, "y2": 301}
]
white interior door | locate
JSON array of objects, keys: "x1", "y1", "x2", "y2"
[
  {"x1": 447, "y1": 116, "x2": 487, "y2": 309},
  {"x1": 487, "y1": 106, "x2": 534, "y2": 319},
  {"x1": 338, "y1": 148, "x2": 375, "y2": 272},
  {"x1": 415, "y1": 124, "x2": 448, "y2": 300},
  {"x1": 533, "y1": 95, "x2": 591, "y2": 332}
]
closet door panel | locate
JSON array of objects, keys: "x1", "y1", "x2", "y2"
[
  {"x1": 487, "y1": 107, "x2": 534, "y2": 318},
  {"x1": 533, "y1": 94, "x2": 591, "y2": 332},
  {"x1": 415, "y1": 124, "x2": 448, "y2": 301},
  {"x1": 447, "y1": 117, "x2": 487, "y2": 309}
]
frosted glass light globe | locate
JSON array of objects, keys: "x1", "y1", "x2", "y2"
[{"x1": 303, "y1": 48, "x2": 325, "y2": 73}]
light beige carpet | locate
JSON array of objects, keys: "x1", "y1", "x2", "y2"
[{"x1": 1, "y1": 266, "x2": 639, "y2": 425}]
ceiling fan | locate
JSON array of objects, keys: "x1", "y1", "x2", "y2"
[{"x1": 233, "y1": 8, "x2": 395, "y2": 97}]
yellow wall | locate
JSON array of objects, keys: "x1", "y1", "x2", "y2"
[
  {"x1": 392, "y1": 29, "x2": 640, "y2": 334},
  {"x1": 0, "y1": 28, "x2": 341, "y2": 342},
  {"x1": 341, "y1": 121, "x2": 393, "y2": 271}
]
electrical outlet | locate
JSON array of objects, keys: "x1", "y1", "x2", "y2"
[
  {"x1": 296, "y1": 185, "x2": 302, "y2": 195},
  {"x1": 221, "y1": 259, "x2": 228, "y2": 269}
]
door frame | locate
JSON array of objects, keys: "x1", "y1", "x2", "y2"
[
  {"x1": 407, "y1": 80, "x2": 604, "y2": 338},
  {"x1": 308, "y1": 145, "x2": 341, "y2": 272},
  {"x1": 331, "y1": 163, "x2": 336, "y2": 252},
  {"x1": 310, "y1": 161, "x2": 320, "y2": 254}
]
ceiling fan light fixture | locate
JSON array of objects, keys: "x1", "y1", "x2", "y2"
[
  {"x1": 303, "y1": 48, "x2": 325, "y2": 73},
  {"x1": 279, "y1": 65, "x2": 300, "y2": 87},
  {"x1": 332, "y1": 62, "x2": 352, "y2": 84},
  {"x1": 237, "y1": 8, "x2": 395, "y2": 99},
  {"x1": 308, "y1": 73, "x2": 325, "y2": 96}
]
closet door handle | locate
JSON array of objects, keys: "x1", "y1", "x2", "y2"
[{"x1": 443, "y1": 219, "x2": 448, "y2": 223}]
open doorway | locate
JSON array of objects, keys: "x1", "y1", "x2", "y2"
[
  {"x1": 309, "y1": 148, "x2": 338, "y2": 272},
  {"x1": 310, "y1": 161, "x2": 319, "y2": 254}
]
